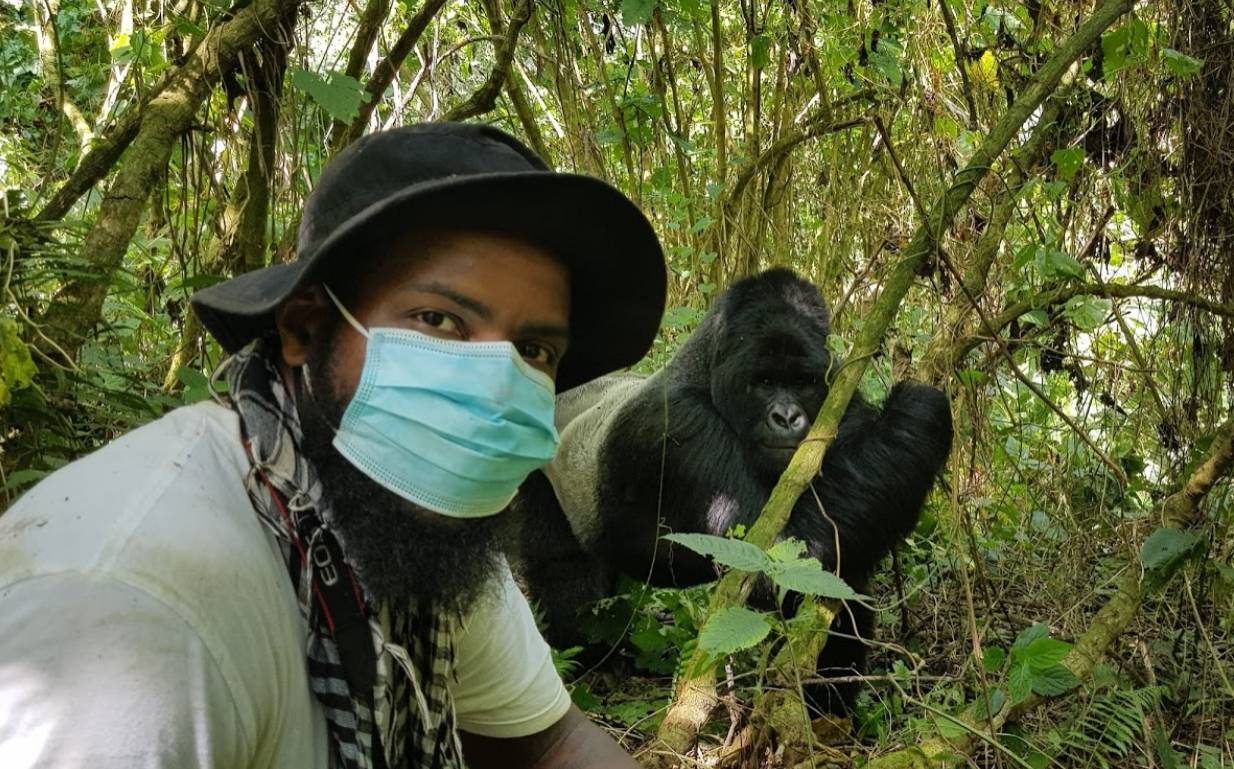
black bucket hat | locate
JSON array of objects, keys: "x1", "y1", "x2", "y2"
[{"x1": 191, "y1": 122, "x2": 667, "y2": 391}]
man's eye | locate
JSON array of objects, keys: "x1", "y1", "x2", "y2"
[
  {"x1": 517, "y1": 342, "x2": 557, "y2": 367},
  {"x1": 411, "y1": 310, "x2": 463, "y2": 336}
]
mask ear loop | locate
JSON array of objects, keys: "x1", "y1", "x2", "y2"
[{"x1": 322, "y1": 284, "x2": 370, "y2": 339}]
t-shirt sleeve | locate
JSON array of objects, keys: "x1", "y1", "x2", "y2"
[
  {"x1": 450, "y1": 564, "x2": 572, "y2": 738},
  {"x1": 0, "y1": 574, "x2": 248, "y2": 769}
]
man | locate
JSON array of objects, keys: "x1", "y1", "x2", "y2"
[{"x1": 0, "y1": 123, "x2": 667, "y2": 768}]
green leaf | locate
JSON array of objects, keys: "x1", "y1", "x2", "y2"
[
  {"x1": 175, "y1": 273, "x2": 226, "y2": 291},
  {"x1": 291, "y1": 69, "x2": 369, "y2": 122},
  {"x1": 868, "y1": 39, "x2": 904, "y2": 86},
  {"x1": 1040, "y1": 247, "x2": 1085, "y2": 280},
  {"x1": 662, "y1": 305, "x2": 702, "y2": 329},
  {"x1": 1051, "y1": 147, "x2": 1085, "y2": 181},
  {"x1": 595, "y1": 126, "x2": 625, "y2": 146},
  {"x1": 176, "y1": 366, "x2": 209, "y2": 390},
  {"x1": 1021, "y1": 309, "x2": 1049, "y2": 327},
  {"x1": 662, "y1": 532, "x2": 773, "y2": 572},
  {"x1": 698, "y1": 607, "x2": 771, "y2": 655},
  {"x1": 1140, "y1": 528, "x2": 1202, "y2": 573},
  {"x1": 570, "y1": 680, "x2": 600, "y2": 710},
  {"x1": 766, "y1": 559, "x2": 867, "y2": 600},
  {"x1": 767, "y1": 538, "x2": 808, "y2": 562},
  {"x1": 1062, "y1": 295, "x2": 1111, "y2": 331},
  {"x1": 2, "y1": 467, "x2": 49, "y2": 491},
  {"x1": 1101, "y1": 20, "x2": 1150, "y2": 77},
  {"x1": 1008, "y1": 662, "x2": 1034, "y2": 703},
  {"x1": 1011, "y1": 622, "x2": 1050, "y2": 655},
  {"x1": 983, "y1": 646, "x2": 1006, "y2": 673},
  {"x1": 974, "y1": 687, "x2": 1007, "y2": 719},
  {"x1": 935, "y1": 713, "x2": 968, "y2": 741},
  {"x1": 176, "y1": 366, "x2": 212, "y2": 404},
  {"x1": 1163, "y1": 48, "x2": 1203, "y2": 77},
  {"x1": 1021, "y1": 637, "x2": 1072, "y2": 670},
  {"x1": 1030, "y1": 663, "x2": 1080, "y2": 695},
  {"x1": 751, "y1": 34, "x2": 771, "y2": 70},
  {"x1": 957, "y1": 369, "x2": 986, "y2": 387},
  {"x1": 620, "y1": 0, "x2": 657, "y2": 25}
]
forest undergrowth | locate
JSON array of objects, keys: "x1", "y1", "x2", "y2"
[{"x1": 2, "y1": 0, "x2": 1233, "y2": 765}]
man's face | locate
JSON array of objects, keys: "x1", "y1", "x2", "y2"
[
  {"x1": 277, "y1": 229, "x2": 571, "y2": 614},
  {"x1": 324, "y1": 228, "x2": 572, "y2": 403}
]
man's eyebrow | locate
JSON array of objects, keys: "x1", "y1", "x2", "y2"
[{"x1": 406, "y1": 281, "x2": 494, "y2": 320}]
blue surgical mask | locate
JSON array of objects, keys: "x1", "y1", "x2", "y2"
[{"x1": 321, "y1": 286, "x2": 560, "y2": 518}]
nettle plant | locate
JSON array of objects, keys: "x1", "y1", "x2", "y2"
[{"x1": 662, "y1": 532, "x2": 867, "y2": 662}]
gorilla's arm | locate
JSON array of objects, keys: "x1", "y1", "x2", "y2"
[{"x1": 789, "y1": 382, "x2": 952, "y2": 581}]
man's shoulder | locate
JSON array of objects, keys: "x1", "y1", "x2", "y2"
[
  {"x1": 0, "y1": 401, "x2": 265, "y2": 588},
  {"x1": 0, "y1": 403, "x2": 320, "y2": 764}
]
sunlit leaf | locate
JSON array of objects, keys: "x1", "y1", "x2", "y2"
[
  {"x1": 1008, "y1": 662, "x2": 1034, "y2": 703},
  {"x1": 1021, "y1": 637, "x2": 1072, "y2": 670},
  {"x1": 767, "y1": 538, "x2": 808, "y2": 562},
  {"x1": 620, "y1": 0, "x2": 657, "y2": 25},
  {"x1": 697, "y1": 607, "x2": 772, "y2": 655},
  {"x1": 1051, "y1": 146, "x2": 1085, "y2": 181},
  {"x1": 662, "y1": 532, "x2": 773, "y2": 572},
  {"x1": 291, "y1": 68, "x2": 369, "y2": 122},
  {"x1": 1062, "y1": 295, "x2": 1111, "y2": 331},
  {"x1": 766, "y1": 559, "x2": 866, "y2": 600},
  {"x1": 1011, "y1": 622, "x2": 1050, "y2": 655},
  {"x1": 1163, "y1": 48, "x2": 1203, "y2": 77}
]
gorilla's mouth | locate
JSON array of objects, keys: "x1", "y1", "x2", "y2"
[{"x1": 760, "y1": 442, "x2": 803, "y2": 460}]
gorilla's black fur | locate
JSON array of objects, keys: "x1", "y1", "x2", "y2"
[{"x1": 508, "y1": 268, "x2": 953, "y2": 711}]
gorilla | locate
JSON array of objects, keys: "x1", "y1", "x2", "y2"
[{"x1": 507, "y1": 268, "x2": 952, "y2": 711}]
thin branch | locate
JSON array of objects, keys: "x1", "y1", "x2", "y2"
[
  {"x1": 336, "y1": 0, "x2": 452, "y2": 152},
  {"x1": 443, "y1": 0, "x2": 535, "y2": 122},
  {"x1": 938, "y1": 0, "x2": 980, "y2": 129},
  {"x1": 878, "y1": 110, "x2": 1127, "y2": 483},
  {"x1": 327, "y1": 0, "x2": 394, "y2": 140},
  {"x1": 953, "y1": 282, "x2": 1234, "y2": 362},
  {"x1": 937, "y1": 245, "x2": 1130, "y2": 484},
  {"x1": 722, "y1": 109, "x2": 870, "y2": 215}
]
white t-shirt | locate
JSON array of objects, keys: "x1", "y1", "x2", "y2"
[{"x1": 0, "y1": 402, "x2": 570, "y2": 768}]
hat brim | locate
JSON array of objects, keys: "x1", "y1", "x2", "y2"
[{"x1": 191, "y1": 172, "x2": 666, "y2": 391}]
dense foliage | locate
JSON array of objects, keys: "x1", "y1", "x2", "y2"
[{"x1": 2, "y1": 0, "x2": 1232, "y2": 765}]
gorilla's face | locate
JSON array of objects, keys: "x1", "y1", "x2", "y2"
[{"x1": 712, "y1": 325, "x2": 832, "y2": 477}]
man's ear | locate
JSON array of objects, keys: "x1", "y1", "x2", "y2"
[{"x1": 275, "y1": 285, "x2": 331, "y2": 367}]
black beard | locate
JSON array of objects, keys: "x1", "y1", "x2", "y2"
[{"x1": 295, "y1": 330, "x2": 505, "y2": 616}]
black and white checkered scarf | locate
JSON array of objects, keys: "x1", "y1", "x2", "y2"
[{"x1": 219, "y1": 339, "x2": 464, "y2": 769}]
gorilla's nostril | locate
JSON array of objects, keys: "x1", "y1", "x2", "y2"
[{"x1": 768, "y1": 404, "x2": 807, "y2": 434}]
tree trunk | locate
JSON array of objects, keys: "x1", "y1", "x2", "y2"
[{"x1": 34, "y1": 0, "x2": 305, "y2": 364}]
